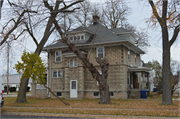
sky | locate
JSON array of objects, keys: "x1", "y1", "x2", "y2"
[{"x1": 0, "y1": 0, "x2": 180, "y2": 75}]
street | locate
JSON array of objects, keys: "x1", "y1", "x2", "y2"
[{"x1": 1, "y1": 114, "x2": 95, "y2": 119}]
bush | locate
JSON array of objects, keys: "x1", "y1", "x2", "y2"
[
  {"x1": 26, "y1": 87, "x2": 30, "y2": 92},
  {"x1": 9, "y1": 87, "x2": 16, "y2": 92}
]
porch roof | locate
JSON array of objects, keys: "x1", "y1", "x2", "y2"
[{"x1": 128, "y1": 67, "x2": 151, "y2": 73}]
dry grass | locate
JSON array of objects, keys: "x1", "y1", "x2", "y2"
[{"x1": 2, "y1": 94, "x2": 180, "y2": 117}]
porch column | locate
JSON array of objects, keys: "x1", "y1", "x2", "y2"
[{"x1": 142, "y1": 72, "x2": 146, "y2": 89}]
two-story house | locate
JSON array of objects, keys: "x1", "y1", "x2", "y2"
[{"x1": 32, "y1": 16, "x2": 151, "y2": 99}]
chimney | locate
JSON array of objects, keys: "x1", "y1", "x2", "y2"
[{"x1": 93, "y1": 15, "x2": 100, "y2": 25}]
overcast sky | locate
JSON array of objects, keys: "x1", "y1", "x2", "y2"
[{"x1": 0, "y1": 0, "x2": 180, "y2": 75}]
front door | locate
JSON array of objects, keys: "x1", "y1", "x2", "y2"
[{"x1": 70, "y1": 80, "x2": 77, "y2": 98}]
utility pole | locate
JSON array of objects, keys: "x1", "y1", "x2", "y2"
[{"x1": 7, "y1": 42, "x2": 9, "y2": 94}]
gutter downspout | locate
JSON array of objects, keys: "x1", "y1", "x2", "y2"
[{"x1": 47, "y1": 50, "x2": 51, "y2": 97}]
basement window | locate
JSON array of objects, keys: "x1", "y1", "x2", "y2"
[
  {"x1": 93, "y1": 92, "x2": 100, "y2": 97},
  {"x1": 110, "y1": 92, "x2": 114, "y2": 97},
  {"x1": 57, "y1": 92, "x2": 62, "y2": 97}
]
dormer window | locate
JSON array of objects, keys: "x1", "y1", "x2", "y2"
[
  {"x1": 69, "y1": 34, "x2": 85, "y2": 42},
  {"x1": 78, "y1": 36, "x2": 80, "y2": 40},
  {"x1": 81, "y1": 35, "x2": 84, "y2": 40},
  {"x1": 74, "y1": 36, "x2": 77, "y2": 41}
]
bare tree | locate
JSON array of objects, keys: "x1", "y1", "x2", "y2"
[
  {"x1": 44, "y1": 0, "x2": 111, "y2": 104},
  {"x1": 15, "y1": 0, "x2": 84, "y2": 103},
  {"x1": 73, "y1": 0, "x2": 149, "y2": 50},
  {"x1": 148, "y1": 0, "x2": 180, "y2": 105}
]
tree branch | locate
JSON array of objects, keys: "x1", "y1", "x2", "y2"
[
  {"x1": 41, "y1": 81, "x2": 69, "y2": 105},
  {"x1": 148, "y1": 0, "x2": 162, "y2": 25},
  {"x1": 0, "y1": 10, "x2": 37, "y2": 46},
  {"x1": 24, "y1": 22, "x2": 38, "y2": 47},
  {"x1": 169, "y1": 24, "x2": 180, "y2": 46}
]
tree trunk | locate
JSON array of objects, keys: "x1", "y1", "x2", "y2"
[
  {"x1": 16, "y1": 74, "x2": 29, "y2": 102},
  {"x1": 99, "y1": 77, "x2": 111, "y2": 104},
  {"x1": 161, "y1": 27, "x2": 172, "y2": 105}
]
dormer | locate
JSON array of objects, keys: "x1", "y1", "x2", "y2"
[
  {"x1": 111, "y1": 28, "x2": 137, "y2": 44},
  {"x1": 68, "y1": 33, "x2": 85, "y2": 43}
]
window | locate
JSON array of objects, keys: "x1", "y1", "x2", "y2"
[
  {"x1": 71, "y1": 81, "x2": 76, "y2": 89},
  {"x1": 74, "y1": 36, "x2": 77, "y2": 41},
  {"x1": 97, "y1": 70, "x2": 102, "y2": 85},
  {"x1": 69, "y1": 34, "x2": 85, "y2": 41},
  {"x1": 97, "y1": 81, "x2": 99, "y2": 86},
  {"x1": 93, "y1": 92, "x2": 100, "y2": 97},
  {"x1": 110, "y1": 92, "x2": 114, "y2": 97},
  {"x1": 128, "y1": 49, "x2": 130, "y2": 60},
  {"x1": 57, "y1": 92, "x2": 62, "y2": 96},
  {"x1": 97, "y1": 47, "x2": 104, "y2": 58},
  {"x1": 81, "y1": 35, "x2": 84, "y2": 40},
  {"x1": 69, "y1": 61, "x2": 78, "y2": 67},
  {"x1": 52, "y1": 71, "x2": 63, "y2": 78},
  {"x1": 55, "y1": 51, "x2": 62, "y2": 62},
  {"x1": 135, "y1": 53, "x2": 137, "y2": 62},
  {"x1": 78, "y1": 36, "x2": 80, "y2": 40}
]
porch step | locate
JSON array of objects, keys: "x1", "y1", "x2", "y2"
[{"x1": 129, "y1": 91, "x2": 140, "y2": 99}]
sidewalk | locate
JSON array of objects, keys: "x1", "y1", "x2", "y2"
[{"x1": 4, "y1": 94, "x2": 31, "y2": 97}]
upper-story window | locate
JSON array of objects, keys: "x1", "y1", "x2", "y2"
[
  {"x1": 97, "y1": 47, "x2": 104, "y2": 58},
  {"x1": 135, "y1": 53, "x2": 137, "y2": 62},
  {"x1": 69, "y1": 61, "x2": 78, "y2": 67},
  {"x1": 52, "y1": 71, "x2": 63, "y2": 78},
  {"x1": 128, "y1": 49, "x2": 130, "y2": 60},
  {"x1": 69, "y1": 34, "x2": 85, "y2": 42},
  {"x1": 55, "y1": 51, "x2": 62, "y2": 62}
]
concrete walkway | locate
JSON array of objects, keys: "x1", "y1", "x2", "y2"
[{"x1": 4, "y1": 94, "x2": 31, "y2": 97}]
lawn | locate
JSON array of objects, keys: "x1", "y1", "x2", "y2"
[{"x1": 1, "y1": 93, "x2": 180, "y2": 117}]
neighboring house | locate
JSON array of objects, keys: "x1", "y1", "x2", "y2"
[
  {"x1": 0, "y1": 74, "x2": 32, "y2": 92},
  {"x1": 32, "y1": 15, "x2": 151, "y2": 99}
]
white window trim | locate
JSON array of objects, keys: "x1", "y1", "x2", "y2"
[
  {"x1": 93, "y1": 91, "x2": 100, "y2": 97},
  {"x1": 128, "y1": 49, "x2": 131, "y2": 60},
  {"x1": 69, "y1": 61, "x2": 78, "y2": 67},
  {"x1": 55, "y1": 51, "x2": 62, "y2": 62},
  {"x1": 97, "y1": 47, "x2": 105, "y2": 59},
  {"x1": 52, "y1": 71, "x2": 63, "y2": 78},
  {"x1": 69, "y1": 34, "x2": 85, "y2": 41}
]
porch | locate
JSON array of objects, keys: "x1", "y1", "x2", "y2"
[{"x1": 127, "y1": 66, "x2": 151, "y2": 98}]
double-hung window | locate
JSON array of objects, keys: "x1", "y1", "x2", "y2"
[
  {"x1": 69, "y1": 61, "x2": 78, "y2": 67},
  {"x1": 55, "y1": 51, "x2": 62, "y2": 62},
  {"x1": 135, "y1": 53, "x2": 137, "y2": 62},
  {"x1": 52, "y1": 71, "x2": 63, "y2": 78},
  {"x1": 128, "y1": 49, "x2": 130, "y2": 60},
  {"x1": 97, "y1": 47, "x2": 104, "y2": 58}
]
